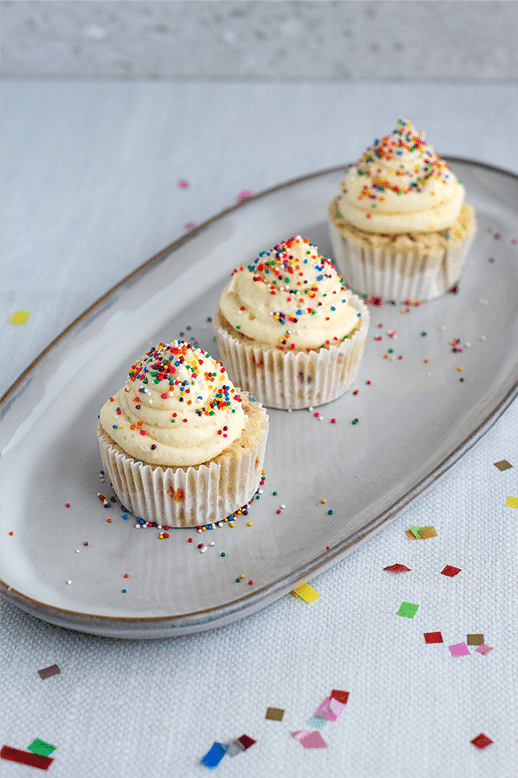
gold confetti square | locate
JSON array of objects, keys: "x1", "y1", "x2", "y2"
[
  {"x1": 505, "y1": 496, "x2": 518, "y2": 509},
  {"x1": 494, "y1": 460, "x2": 512, "y2": 471},
  {"x1": 291, "y1": 582, "x2": 320, "y2": 603},
  {"x1": 265, "y1": 707, "x2": 285, "y2": 721},
  {"x1": 467, "y1": 633, "x2": 484, "y2": 645},
  {"x1": 417, "y1": 526, "x2": 437, "y2": 539},
  {"x1": 10, "y1": 310, "x2": 30, "y2": 325},
  {"x1": 405, "y1": 530, "x2": 417, "y2": 540}
]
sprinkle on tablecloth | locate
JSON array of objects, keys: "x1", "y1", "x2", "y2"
[
  {"x1": 1, "y1": 745, "x2": 53, "y2": 770},
  {"x1": 291, "y1": 731, "x2": 328, "y2": 749},
  {"x1": 424, "y1": 631, "x2": 444, "y2": 644},
  {"x1": 494, "y1": 459, "x2": 513, "y2": 470},
  {"x1": 467, "y1": 633, "x2": 484, "y2": 645},
  {"x1": 397, "y1": 602, "x2": 419, "y2": 618},
  {"x1": 505, "y1": 496, "x2": 518, "y2": 508},
  {"x1": 449, "y1": 642, "x2": 470, "y2": 657},
  {"x1": 9, "y1": 310, "x2": 30, "y2": 325},
  {"x1": 291, "y1": 581, "x2": 320, "y2": 603},
  {"x1": 27, "y1": 740, "x2": 56, "y2": 758},
  {"x1": 37, "y1": 664, "x2": 60, "y2": 680},
  {"x1": 265, "y1": 707, "x2": 284, "y2": 721},
  {"x1": 383, "y1": 563, "x2": 411, "y2": 573},
  {"x1": 470, "y1": 733, "x2": 493, "y2": 749},
  {"x1": 441, "y1": 565, "x2": 462, "y2": 577}
]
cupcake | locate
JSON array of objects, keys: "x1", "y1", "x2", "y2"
[
  {"x1": 328, "y1": 118, "x2": 477, "y2": 303},
  {"x1": 214, "y1": 236, "x2": 370, "y2": 409},
  {"x1": 97, "y1": 340, "x2": 268, "y2": 527}
]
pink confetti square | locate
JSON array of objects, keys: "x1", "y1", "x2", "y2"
[
  {"x1": 291, "y1": 731, "x2": 328, "y2": 749},
  {"x1": 315, "y1": 696, "x2": 347, "y2": 721},
  {"x1": 475, "y1": 643, "x2": 494, "y2": 655},
  {"x1": 448, "y1": 642, "x2": 470, "y2": 657}
]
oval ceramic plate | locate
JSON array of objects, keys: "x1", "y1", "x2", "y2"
[{"x1": 1, "y1": 159, "x2": 517, "y2": 638}]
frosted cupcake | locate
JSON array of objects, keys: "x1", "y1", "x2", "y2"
[
  {"x1": 97, "y1": 340, "x2": 268, "y2": 527},
  {"x1": 328, "y1": 118, "x2": 477, "y2": 303},
  {"x1": 214, "y1": 236, "x2": 370, "y2": 409}
]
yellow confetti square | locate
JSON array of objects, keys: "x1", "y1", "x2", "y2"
[
  {"x1": 10, "y1": 310, "x2": 30, "y2": 325},
  {"x1": 505, "y1": 496, "x2": 518, "y2": 509},
  {"x1": 418, "y1": 526, "x2": 437, "y2": 539},
  {"x1": 405, "y1": 529, "x2": 417, "y2": 540},
  {"x1": 291, "y1": 581, "x2": 320, "y2": 603}
]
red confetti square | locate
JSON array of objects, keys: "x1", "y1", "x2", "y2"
[
  {"x1": 471, "y1": 733, "x2": 493, "y2": 749},
  {"x1": 237, "y1": 734, "x2": 256, "y2": 751},
  {"x1": 331, "y1": 689, "x2": 349, "y2": 705},
  {"x1": 1, "y1": 745, "x2": 53, "y2": 770},
  {"x1": 383, "y1": 563, "x2": 411, "y2": 573},
  {"x1": 37, "y1": 664, "x2": 60, "y2": 680},
  {"x1": 441, "y1": 565, "x2": 462, "y2": 577},
  {"x1": 424, "y1": 631, "x2": 444, "y2": 644}
]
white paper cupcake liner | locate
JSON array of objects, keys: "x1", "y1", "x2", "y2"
[
  {"x1": 97, "y1": 401, "x2": 268, "y2": 528},
  {"x1": 214, "y1": 294, "x2": 370, "y2": 410},
  {"x1": 329, "y1": 220, "x2": 476, "y2": 303}
]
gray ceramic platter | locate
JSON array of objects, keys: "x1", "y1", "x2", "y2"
[{"x1": 2, "y1": 159, "x2": 517, "y2": 639}]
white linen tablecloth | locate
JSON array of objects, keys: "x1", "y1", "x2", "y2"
[{"x1": 1, "y1": 80, "x2": 517, "y2": 777}]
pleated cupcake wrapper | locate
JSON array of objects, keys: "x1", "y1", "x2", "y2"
[
  {"x1": 214, "y1": 294, "x2": 369, "y2": 410},
  {"x1": 329, "y1": 220, "x2": 476, "y2": 303},
  {"x1": 97, "y1": 404, "x2": 268, "y2": 528}
]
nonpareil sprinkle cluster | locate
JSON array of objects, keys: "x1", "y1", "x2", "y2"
[{"x1": 353, "y1": 118, "x2": 451, "y2": 199}]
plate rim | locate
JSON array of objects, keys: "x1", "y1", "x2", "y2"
[{"x1": 2, "y1": 157, "x2": 518, "y2": 634}]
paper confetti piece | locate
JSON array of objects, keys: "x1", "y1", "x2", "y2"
[
  {"x1": 315, "y1": 696, "x2": 347, "y2": 721},
  {"x1": 494, "y1": 459, "x2": 512, "y2": 470},
  {"x1": 505, "y1": 496, "x2": 518, "y2": 508},
  {"x1": 383, "y1": 563, "x2": 411, "y2": 573},
  {"x1": 1, "y1": 745, "x2": 53, "y2": 770},
  {"x1": 448, "y1": 642, "x2": 470, "y2": 657},
  {"x1": 397, "y1": 601, "x2": 419, "y2": 618},
  {"x1": 37, "y1": 664, "x2": 60, "y2": 680},
  {"x1": 424, "y1": 631, "x2": 444, "y2": 644},
  {"x1": 467, "y1": 633, "x2": 484, "y2": 645},
  {"x1": 291, "y1": 581, "x2": 320, "y2": 603},
  {"x1": 291, "y1": 731, "x2": 328, "y2": 749},
  {"x1": 306, "y1": 716, "x2": 328, "y2": 730},
  {"x1": 265, "y1": 707, "x2": 284, "y2": 721},
  {"x1": 470, "y1": 733, "x2": 493, "y2": 749},
  {"x1": 201, "y1": 742, "x2": 227, "y2": 769},
  {"x1": 225, "y1": 742, "x2": 243, "y2": 757},
  {"x1": 9, "y1": 311, "x2": 30, "y2": 325},
  {"x1": 441, "y1": 565, "x2": 461, "y2": 577},
  {"x1": 417, "y1": 525, "x2": 437, "y2": 539},
  {"x1": 475, "y1": 643, "x2": 494, "y2": 655},
  {"x1": 27, "y1": 740, "x2": 56, "y2": 758},
  {"x1": 405, "y1": 529, "x2": 417, "y2": 540},
  {"x1": 331, "y1": 689, "x2": 349, "y2": 705},
  {"x1": 236, "y1": 734, "x2": 256, "y2": 751},
  {"x1": 409, "y1": 525, "x2": 425, "y2": 538}
]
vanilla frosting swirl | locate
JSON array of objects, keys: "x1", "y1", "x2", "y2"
[
  {"x1": 99, "y1": 340, "x2": 246, "y2": 466},
  {"x1": 218, "y1": 236, "x2": 362, "y2": 351},
  {"x1": 337, "y1": 118, "x2": 465, "y2": 234}
]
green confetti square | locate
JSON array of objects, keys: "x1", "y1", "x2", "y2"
[
  {"x1": 409, "y1": 526, "x2": 425, "y2": 538},
  {"x1": 397, "y1": 601, "x2": 419, "y2": 618},
  {"x1": 27, "y1": 739, "x2": 56, "y2": 757}
]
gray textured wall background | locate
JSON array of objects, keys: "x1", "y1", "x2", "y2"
[{"x1": 2, "y1": 0, "x2": 517, "y2": 82}]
